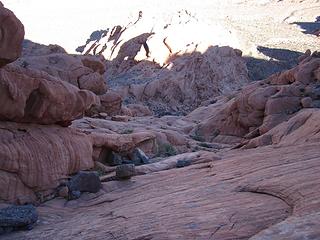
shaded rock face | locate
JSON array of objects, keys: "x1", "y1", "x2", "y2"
[
  {"x1": 0, "y1": 3, "x2": 93, "y2": 204},
  {"x1": 93, "y1": 91, "x2": 123, "y2": 116},
  {"x1": 246, "y1": 108, "x2": 320, "y2": 148},
  {"x1": 129, "y1": 148, "x2": 149, "y2": 165},
  {"x1": 126, "y1": 104, "x2": 152, "y2": 117},
  {"x1": 0, "y1": 3, "x2": 24, "y2": 67},
  {"x1": 192, "y1": 54, "x2": 320, "y2": 145},
  {"x1": 111, "y1": 46, "x2": 249, "y2": 116},
  {"x1": 76, "y1": 10, "x2": 249, "y2": 116},
  {"x1": 67, "y1": 171, "x2": 101, "y2": 199}
]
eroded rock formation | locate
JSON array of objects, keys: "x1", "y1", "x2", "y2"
[
  {"x1": 17, "y1": 52, "x2": 107, "y2": 95},
  {"x1": 2, "y1": 2, "x2": 320, "y2": 239},
  {"x1": 0, "y1": 64, "x2": 99, "y2": 125},
  {"x1": 192, "y1": 53, "x2": 320, "y2": 146},
  {"x1": 0, "y1": 2, "x2": 24, "y2": 67},
  {"x1": 112, "y1": 46, "x2": 249, "y2": 115},
  {"x1": 0, "y1": 3, "x2": 155, "y2": 204}
]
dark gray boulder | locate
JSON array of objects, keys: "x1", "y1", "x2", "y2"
[
  {"x1": 116, "y1": 164, "x2": 136, "y2": 179},
  {"x1": 0, "y1": 205, "x2": 38, "y2": 234},
  {"x1": 176, "y1": 159, "x2": 192, "y2": 168},
  {"x1": 129, "y1": 148, "x2": 149, "y2": 166},
  {"x1": 68, "y1": 171, "x2": 101, "y2": 194}
]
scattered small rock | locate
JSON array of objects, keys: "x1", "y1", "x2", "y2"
[
  {"x1": 57, "y1": 186, "x2": 69, "y2": 199},
  {"x1": 69, "y1": 191, "x2": 81, "y2": 200},
  {"x1": 312, "y1": 100, "x2": 320, "y2": 108},
  {"x1": 176, "y1": 160, "x2": 192, "y2": 168},
  {"x1": 301, "y1": 97, "x2": 313, "y2": 108},
  {"x1": 106, "y1": 151, "x2": 124, "y2": 166},
  {"x1": 129, "y1": 148, "x2": 149, "y2": 165},
  {"x1": 111, "y1": 115, "x2": 131, "y2": 122},
  {"x1": 0, "y1": 205, "x2": 38, "y2": 234},
  {"x1": 116, "y1": 164, "x2": 136, "y2": 179}
]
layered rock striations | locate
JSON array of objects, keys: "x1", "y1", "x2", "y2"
[
  {"x1": 192, "y1": 52, "x2": 320, "y2": 146},
  {"x1": 2, "y1": 2, "x2": 320, "y2": 239},
  {"x1": 0, "y1": 3, "x2": 154, "y2": 204}
]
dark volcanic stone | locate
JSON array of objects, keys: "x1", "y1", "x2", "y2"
[
  {"x1": 176, "y1": 160, "x2": 192, "y2": 168},
  {"x1": 0, "y1": 205, "x2": 38, "y2": 232},
  {"x1": 116, "y1": 164, "x2": 136, "y2": 179},
  {"x1": 98, "y1": 148, "x2": 123, "y2": 166},
  {"x1": 108, "y1": 152, "x2": 124, "y2": 166},
  {"x1": 69, "y1": 191, "x2": 81, "y2": 200},
  {"x1": 129, "y1": 148, "x2": 149, "y2": 166},
  {"x1": 68, "y1": 171, "x2": 102, "y2": 194}
]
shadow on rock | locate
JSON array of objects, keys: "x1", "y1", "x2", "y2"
[
  {"x1": 244, "y1": 46, "x2": 304, "y2": 80},
  {"x1": 292, "y1": 17, "x2": 320, "y2": 36}
]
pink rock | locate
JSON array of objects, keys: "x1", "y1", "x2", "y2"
[
  {"x1": 0, "y1": 122, "x2": 94, "y2": 204},
  {"x1": 0, "y1": 64, "x2": 99, "y2": 125},
  {"x1": 18, "y1": 53, "x2": 107, "y2": 94},
  {"x1": 0, "y1": 3, "x2": 24, "y2": 67}
]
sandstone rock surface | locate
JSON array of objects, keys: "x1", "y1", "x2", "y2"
[
  {"x1": 0, "y1": 64, "x2": 99, "y2": 125},
  {"x1": 1, "y1": 2, "x2": 320, "y2": 240},
  {"x1": 112, "y1": 46, "x2": 249, "y2": 115},
  {"x1": 0, "y1": 122, "x2": 95, "y2": 204},
  {"x1": 17, "y1": 53, "x2": 107, "y2": 95},
  {"x1": 4, "y1": 142, "x2": 320, "y2": 240},
  {"x1": 193, "y1": 55, "x2": 320, "y2": 144},
  {"x1": 0, "y1": 3, "x2": 24, "y2": 67}
]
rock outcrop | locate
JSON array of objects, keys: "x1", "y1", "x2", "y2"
[
  {"x1": 112, "y1": 46, "x2": 249, "y2": 115},
  {"x1": 0, "y1": 3, "x2": 155, "y2": 204},
  {"x1": 192, "y1": 53, "x2": 320, "y2": 145},
  {"x1": 78, "y1": 10, "x2": 249, "y2": 115},
  {"x1": 17, "y1": 53, "x2": 107, "y2": 95},
  {"x1": 0, "y1": 64, "x2": 99, "y2": 125},
  {"x1": 2, "y1": 2, "x2": 320, "y2": 240},
  {"x1": 22, "y1": 40, "x2": 67, "y2": 57},
  {"x1": 0, "y1": 2, "x2": 24, "y2": 67}
]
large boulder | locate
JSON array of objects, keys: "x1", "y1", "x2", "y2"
[
  {"x1": 0, "y1": 205, "x2": 38, "y2": 233},
  {"x1": 0, "y1": 64, "x2": 99, "y2": 125},
  {"x1": 0, "y1": 3, "x2": 24, "y2": 67}
]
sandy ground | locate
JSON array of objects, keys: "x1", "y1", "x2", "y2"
[{"x1": 2, "y1": 0, "x2": 319, "y2": 57}]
